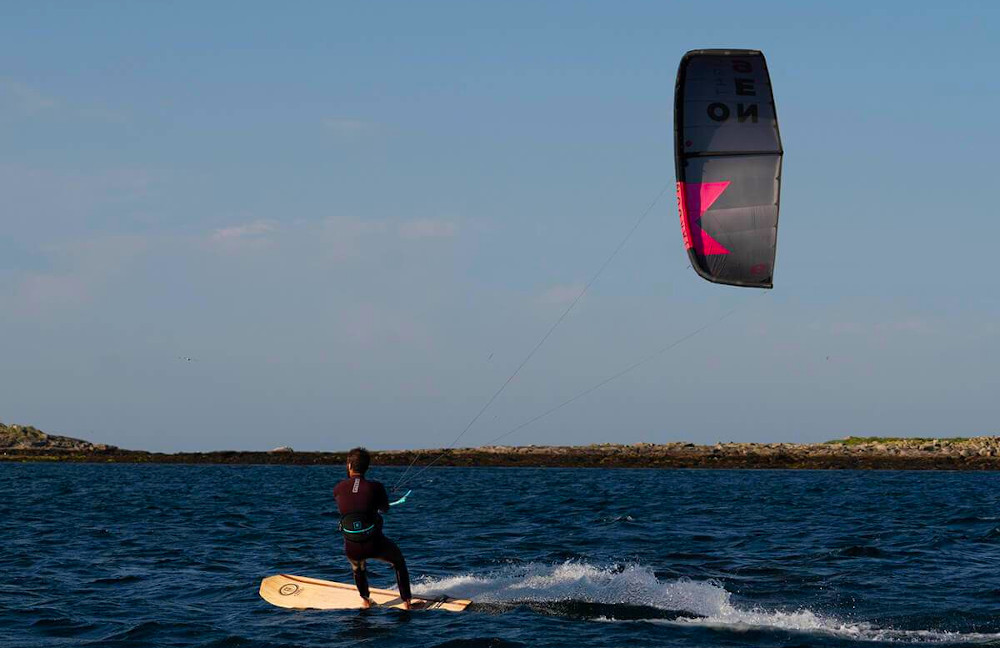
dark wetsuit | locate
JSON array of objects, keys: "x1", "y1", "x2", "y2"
[{"x1": 333, "y1": 475, "x2": 411, "y2": 601}]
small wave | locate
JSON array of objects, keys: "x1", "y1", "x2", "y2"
[
  {"x1": 30, "y1": 616, "x2": 99, "y2": 638},
  {"x1": 664, "y1": 612, "x2": 1000, "y2": 643},
  {"x1": 90, "y1": 574, "x2": 144, "y2": 585},
  {"x1": 595, "y1": 514, "x2": 636, "y2": 525},
  {"x1": 429, "y1": 640, "x2": 526, "y2": 648},
  {"x1": 416, "y1": 562, "x2": 1000, "y2": 644},
  {"x1": 947, "y1": 516, "x2": 995, "y2": 526},
  {"x1": 415, "y1": 562, "x2": 728, "y2": 616},
  {"x1": 199, "y1": 636, "x2": 271, "y2": 648},
  {"x1": 836, "y1": 545, "x2": 885, "y2": 558},
  {"x1": 99, "y1": 620, "x2": 171, "y2": 642}
]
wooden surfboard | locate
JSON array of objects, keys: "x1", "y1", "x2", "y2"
[{"x1": 259, "y1": 574, "x2": 471, "y2": 612}]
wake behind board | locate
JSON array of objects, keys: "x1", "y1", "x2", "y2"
[{"x1": 259, "y1": 574, "x2": 471, "y2": 612}]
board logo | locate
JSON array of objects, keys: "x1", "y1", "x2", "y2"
[{"x1": 279, "y1": 583, "x2": 300, "y2": 596}]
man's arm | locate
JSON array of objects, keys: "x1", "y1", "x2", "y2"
[
  {"x1": 375, "y1": 482, "x2": 391, "y2": 513},
  {"x1": 332, "y1": 480, "x2": 344, "y2": 512}
]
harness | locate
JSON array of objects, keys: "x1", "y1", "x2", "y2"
[{"x1": 339, "y1": 512, "x2": 378, "y2": 542}]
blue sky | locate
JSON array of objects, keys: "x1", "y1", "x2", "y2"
[{"x1": 2, "y1": 1, "x2": 998, "y2": 452}]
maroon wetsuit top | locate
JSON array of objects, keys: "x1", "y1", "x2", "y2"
[
  {"x1": 334, "y1": 475, "x2": 389, "y2": 546},
  {"x1": 333, "y1": 474, "x2": 411, "y2": 600}
]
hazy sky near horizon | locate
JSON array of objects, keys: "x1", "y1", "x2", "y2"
[{"x1": 2, "y1": 1, "x2": 998, "y2": 452}]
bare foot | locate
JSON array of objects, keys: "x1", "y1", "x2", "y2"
[
  {"x1": 402, "y1": 599, "x2": 412, "y2": 610},
  {"x1": 361, "y1": 597, "x2": 373, "y2": 609}
]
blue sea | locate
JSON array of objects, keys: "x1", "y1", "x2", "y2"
[{"x1": 2, "y1": 465, "x2": 999, "y2": 647}]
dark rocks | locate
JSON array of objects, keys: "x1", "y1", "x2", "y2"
[
  {"x1": 0, "y1": 421, "x2": 116, "y2": 452},
  {"x1": 2, "y1": 421, "x2": 998, "y2": 470}
]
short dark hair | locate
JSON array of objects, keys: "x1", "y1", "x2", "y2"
[{"x1": 347, "y1": 447, "x2": 370, "y2": 474}]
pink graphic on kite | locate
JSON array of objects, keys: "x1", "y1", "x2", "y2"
[{"x1": 676, "y1": 181, "x2": 730, "y2": 255}]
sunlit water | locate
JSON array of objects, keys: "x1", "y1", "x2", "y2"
[{"x1": 2, "y1": 465, "x2": 998, "y2": 647}]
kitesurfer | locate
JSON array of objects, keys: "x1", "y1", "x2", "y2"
[{"x1": 334, "y1": 447, "x2": 412, "y2": 609}]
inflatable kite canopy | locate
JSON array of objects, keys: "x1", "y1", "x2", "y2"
[{"x1": 674, "y1": 49, "x2": 783, "y2": 288}]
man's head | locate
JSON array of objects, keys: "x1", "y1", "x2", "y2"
[{"x1": 347, "y1": 447, "x2": 370, "y2": 476}]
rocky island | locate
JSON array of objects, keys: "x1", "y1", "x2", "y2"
[
  {"x1": 2, "y1": 420, "x2": 999, "y2": 470},
  {"x1": 0, "y1": 422, "x2": 118, "y2": 452}
]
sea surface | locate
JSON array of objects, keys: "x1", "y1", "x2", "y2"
[{"x1": 2, "y1": 465, "x2": 999, "y2": 647}]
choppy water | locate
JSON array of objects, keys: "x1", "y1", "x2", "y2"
[{"x1": 2, "y1": 465, "x2": 999, "y2": 647}]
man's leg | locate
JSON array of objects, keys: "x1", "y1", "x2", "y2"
[
  {"x1": 374, "y1": 537, "x2": 411, "y2": 602},
  {"x1": 348, "y1": 557, "x2": 370, "y2": 602}
]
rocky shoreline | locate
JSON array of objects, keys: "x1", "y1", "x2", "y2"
[
  {"x1": 2, "y1": 422, "x2": 999, "y2": 470},
  {"x1": 0, "y1": 422, "x2": 118, "y2": 452}
]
